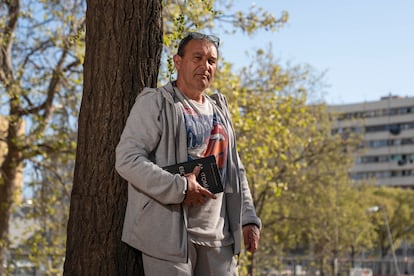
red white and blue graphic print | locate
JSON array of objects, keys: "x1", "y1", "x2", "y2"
[{"x1": 183, "y1": 104, "x2": 228, "y2": 175}]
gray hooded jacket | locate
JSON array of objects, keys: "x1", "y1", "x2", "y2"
[{"x1": 115, "y1": 82, "x2": 261, "y2": 263}]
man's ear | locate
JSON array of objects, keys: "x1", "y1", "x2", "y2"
[{"x1": 173, "y1": 54, "x2": 181, "y2": 70}]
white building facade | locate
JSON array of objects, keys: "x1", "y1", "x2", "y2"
[{"x1": 328, "y1": 95, "x2": 414, "y2": 188}]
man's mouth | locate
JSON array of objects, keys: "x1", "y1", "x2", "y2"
[{"x1": 198, "y1": 74, "x2": 210, "y2": 81}]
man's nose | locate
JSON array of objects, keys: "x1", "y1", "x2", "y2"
[
  {"x1": 198, "y1": 59, "x2": 207, "y2": 69},
  {"x1": 201, "y1": 59, "x2": 211, "y2": 70}
]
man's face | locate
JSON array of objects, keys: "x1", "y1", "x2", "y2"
[{"x1": 174, "y1": 39, "x2": 218, "y2": 95}]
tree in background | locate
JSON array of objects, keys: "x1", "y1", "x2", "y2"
[
  {"x1": 213, "y1": 48, "x2": 378, "y2": 275},
  {"x1": 0, "y1": 0, "x2": 84, "y2": 274},
  {"x1": 366, "y1": 186, "x2": 414, "y2": 258},
  {"x1": 161, "y1": 0, "x2": 288, "y2": 80}
]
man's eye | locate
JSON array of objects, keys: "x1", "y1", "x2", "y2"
[{"x1": 208, "y1": 59, "x2": 216, "y2": 65}]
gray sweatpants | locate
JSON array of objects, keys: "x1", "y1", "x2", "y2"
[{"x1": 142, "y1": 242, "x2": 238, "y2": 276}]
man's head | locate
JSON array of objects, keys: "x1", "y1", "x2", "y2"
[
  {"x1": 173, "y1": 32, "x2": 220, "y2": 101},
  {"x1": 176, "y1": 32, "x2": 220, "y2": 58}
]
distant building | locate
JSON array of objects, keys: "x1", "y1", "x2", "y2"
[{"x1": 328, "y1": 95, "x2": 414, "y2": 188}]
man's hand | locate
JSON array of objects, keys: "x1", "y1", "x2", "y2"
[
  {"x1": 243, "y1": 224, "x2": 260, "y2": 253},
  {"x1": 183, "y1": 165, "x2": 216, "y2": 206}
]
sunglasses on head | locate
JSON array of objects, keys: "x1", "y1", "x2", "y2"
[{"x1": 186, "y1": 32, "x2": 220, "y2": 48}]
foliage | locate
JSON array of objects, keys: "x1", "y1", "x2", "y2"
[
  {"x1": 365, "y1": 186, "x2": 414, "y2": 257},
  {"x1": 160, "y1": 0, "x2": 288, "y2": 80},
  {"x1": 213, "y1": 48, "x2": 385, "y2": 274},
  {"x1": 0, "y1": 0, "x2": 84, "y2": 274}
]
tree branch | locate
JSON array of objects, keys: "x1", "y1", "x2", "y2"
[{"x1": 0, "y1": 0, "x2": 20, "y2": 84}]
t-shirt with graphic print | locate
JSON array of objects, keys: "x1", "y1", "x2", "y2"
[{"x1": 180, "y1": 95, "x2": 233, "y2": 247}]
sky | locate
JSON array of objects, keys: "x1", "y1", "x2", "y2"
[{"x1": 217, "y1": 1, "x2": 414, "y2": 105}]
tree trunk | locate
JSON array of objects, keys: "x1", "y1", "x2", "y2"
[
  {"x1": 64, "y1": 0, "x2": 163, "y2": 275},
  {"x1": 0, "y1": 117, "x2": 24, "y2": 275}
]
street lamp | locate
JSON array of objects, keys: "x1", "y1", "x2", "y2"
[{"x1": 366, "y1": 205, "x2": 400, "y2": 276}]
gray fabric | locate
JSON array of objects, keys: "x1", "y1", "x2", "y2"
[
  {"x1": 191, "y1": 243, "x2": 238, "y2": 276},
  {"x1": 188, "y1": 192, "x2": 233, "y2": 247},
  {"x1": 115, "y1": 82, "x2": 261, "y2": 263},
  {"x1": 142, "y1": 243, "x2": 238, "y2": 276}
]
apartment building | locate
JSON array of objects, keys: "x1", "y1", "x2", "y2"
[{"x1": 328, "y1": 95, "x2": 414, "y2": 188}]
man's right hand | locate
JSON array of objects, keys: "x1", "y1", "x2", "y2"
[{"x1": 183, "y1": 165, "x2": 216, "y2": 206}]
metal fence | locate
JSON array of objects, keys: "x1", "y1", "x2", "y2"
[{"x1": 265, "y1": 257, "x2": 414, "y2": 276}]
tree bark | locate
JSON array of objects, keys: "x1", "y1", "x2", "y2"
[
  {"x1": 0, "y1": 1, "x2": 21, "y2": 273},
  {"x1": 0, "y1": 115, "x2": 23, "y2": 275},
  {"x1": 64, "y1": 0, "x2": 163, "y2": 275}
]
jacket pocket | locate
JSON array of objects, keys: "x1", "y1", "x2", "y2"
[{"x1": 132, "y1": 191, "x2": 187, "y2": 261}]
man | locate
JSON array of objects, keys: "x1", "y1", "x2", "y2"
[{"x1": 116, "y1": 32, "x2": 261, "y2": 275}]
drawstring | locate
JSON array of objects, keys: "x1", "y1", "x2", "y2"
[{"x1": 157, "y1": 95, "x2": 166, "y2": 122}]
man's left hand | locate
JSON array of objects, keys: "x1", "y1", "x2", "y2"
[{"x1": 242, "y1": 224, "x2": 260, "y2": 253}]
